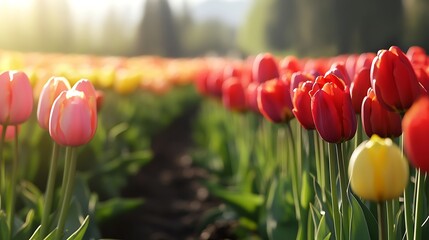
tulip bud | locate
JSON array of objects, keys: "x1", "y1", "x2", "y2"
[
  {"x1": 222, "y1": 77, "x2": 247, "y2": 112},
  {"x1": 403, "y1": 96, "x2": 429, "y2": 172},
  {"x1": 37, "y1": 76, "x2": 71, "y2": 129},
  {"x1": 257, "y1": 78, "x2": 293, "y2": 123},
  {"x1": 0, "y1": 125, "x2": 18, "y2": 142},
  {"x1": 310, "y1": 73, "x2": 356, "y2": 143},
  {"x1": 252, "y1": 53, "x2": 279, "y2": 83},
  {"x1": 371, "y1": 46, "x2": 421, "y2": 113},
  {"x1": 292, "y1": 81, "x2": 315, "y2": 130},
  {"x1": 326, "y1": 62, "x2": 351, "y2": 86},
  {"x1": 361, "y1": 89, "x2": 402, "y2": 138},
  {"x1": 350, "y1": 68, "x2": 371, "y2": 113},
  {"x1": 49, "y1": 81, "x2": 97, "y2": 146},
  {"x1": 348, "y1": 135, "x2": 409, "y2": 201},
  {"x1": 0, "y1": 71, "x2": 34, "y2": 125}
]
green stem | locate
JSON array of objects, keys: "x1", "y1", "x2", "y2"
[
  {"x1": 0, "y1": 124, "x2": 7, "y2": 210},
  {"x1": 6, "y1": 126, "x2": 19, "y2": 239},
  {"x1": 56, "y1": 147, "x2": 76, "y2": 240},
  {"x1": 386, "y1": 200, "x2": 394, "y2": 240},
  {"x1": 40, "y1": 142, "x2": 60, "y2": 239},
  {"x1": 312, "y1": 131, "x2": 321, "y2": 182},
  {"x1": 413, "y1": 170, "x2": 425, "y2": 240},
  {"x1": 336, "y1": 143, "x2": 349, "y2": 239},
  {"x1": 328, "y1": 143, "x2": 340, "y2": 240},
  {"x1": 378, "y1": 202, "x2": 386, "y2": 240},
  {"x1": 285, "y1": 123, "x2": 301, "y2": 221},
  {"x1": 319, "y1": 135, "x2": 327, "y2": 202},
  {"x1": 402, "y1": 133, "x2": 414, "y2": 240},
  {"x1": 354, "y1": 114, "x2": 362, "y2": 149}
]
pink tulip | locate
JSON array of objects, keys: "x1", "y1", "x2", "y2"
[
  {"x1": 0, "y1": 71, "x2": 33, "y2": 125},
  {"x1": 0, "y1": 125, "x2": 19, "y2": 142},
  {"x1": 37, "y1": 76, "x2": 71, "y2": 129},
  {"x1": 49, "y1": 80, "x2": 97, "y2": 146}
]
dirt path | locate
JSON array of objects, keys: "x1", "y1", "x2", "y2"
[{"x1": 101, "y1": 104, "x2": 219, "y2": 240}]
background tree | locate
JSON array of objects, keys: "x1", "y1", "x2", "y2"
[{"x1": 135, "y1": 0, "x2": 180, "y2": 57}]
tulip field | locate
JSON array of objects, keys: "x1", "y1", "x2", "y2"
[{"x1": 0, "y1": 45, "x2": 428, "y2": 240}]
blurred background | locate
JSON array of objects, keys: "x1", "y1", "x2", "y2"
[{"x1": 0, "y1": 0, "x2": 427, "y2": 58}]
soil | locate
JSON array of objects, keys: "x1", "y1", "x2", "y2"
[{"x1": 100, "y1": 104, "x2": 235, "y2": 240}]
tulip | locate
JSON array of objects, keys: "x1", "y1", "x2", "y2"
[
  {"x1": 246, "y1": 82, "x2": 260, "y2": 113},
  {"x1": 415, "y1": 67, "x2": 429, "y2": 94},
  {"x1": 0, "y1": 125, "x2": 18, "y2": 142},
  {"x1": 279, "y1": 55, "x2": 301, "y2": 75},
  {"x1": 49, "y1": 80, "x2": 97, "y2": 146},
  {"x1": 0, "y1": 71, "x2": 33, "y2": 125},
  {"x1": 326, "y1": 62, "x2": 351, "y2": 86},
  {"x1": 95, "y1": 90, "x2": 105, "y2": 112},
  {"x1": 348, "y1": 135, "x2": 409, "y2": 201},
  {"x1": 195, "y1": 69, "x2": 210, "y2": 96},
  {"x1": 292, "y1": 80, "x2": 315, "y2": 130},
  {"x1": 354, "y1": 52, "x2": 376, "y2": 73},
  {"x1": 206, "y1": 69, "x2": 224, "y2": 97},
  {"x1": 257, "y1": 78, "x2": 293, "y2": 123},
  {"x1": 403, "y1": 96, "x2": 429, "y2": 172},
  {"x1": 406, "y1": 46, "x2": 427, "y2": 69},
  {"x1": 37, "y1": 76, "x2": 71, "y2": 129},
  {"x1": 371, "y1": 46, "x2": 421, "y2": 113},
  {"x1": 222, "y1": 77, "x2": 247, "y2": 112},
  {"x1": 361, "y1": 88, "x2": 402, "y2": 138},
  {"x1": 350, "y1": 68, "x2": 371, "y2": 113},
  {"x1": 310, "y1": 73, "x2": 356, "y2": 143},
  {"x1": 290, "y1": 71, "x2": 315, "y2": 93},
  {"x1": 252, "y1": 53, "x2": 279, "y2": 83}
]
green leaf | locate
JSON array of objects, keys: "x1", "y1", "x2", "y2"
[
  {"x1": 350, "y1": 193, "x2": 378, "y2": 240},
  {"x1": 29, "y1": 225, "x2": 41, "y2": 240},
  {"x1": 266, "y1": 179, "x2": 297, "y2": 240},
  {"x1": 43, "y1": 228, "x2": 57, "y2": 240},
  {"x1": 315, "y1": 214, "x2": 330, "y2": 240},
  {"x1": 66, "y1": 215, "x2": 89, "y2": 240},
  {"x1": 14, "y1": 210, "x2": 35, "y2": 240},
  {"x1": 300, "y1": 171, "x2": 314, "y2": 209},
  {"x1": 307, "y1": 207, "x2": 315, "y2": 240},
  {"x1": 0, "y1": 211, "x2": 10, "y2": 240},
  {"x1": 348, "y1": 193, "x2": 371, "y2": 240},
  {"x1": 95, "y1": 198, "x2": 144, "y2": 224},
  {"x1": 205, "y1": 182, "x2": 263, "y2": 222}
]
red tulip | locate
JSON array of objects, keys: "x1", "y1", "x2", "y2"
[
  {"x1": 257, "y1": 78, "x2": 293, "y2": 123},
  {"x1": 290, "y1": 72, "x2": 315, "y2": 93},
  {"x1": 279, "y1": 56, "x2": 301, "y2": 75},
  {"x1": 195, "y1": 69, "x2": 210, "y2": 96},
  {"x1": 222, "y1": 77, "x2": 247, "y2": 112},
  {"x1": 406, "y1": 46, "x2": 427, "y2": 69},
  {"x1": 246, "y1": 82, "x2": 260, "y2": 113},
  {"x1": 310, "y1": 73, "x2": 356, "y2": 143},
  {"x1": 403, "y1": 96, "x2": 429, "y2": 172},
  {"x1": 0, "y1": 71, "x2": 34, "y2": 125},
  {"x1": 350, "y1": 68, "x2": 371, "y2": 113},
  {"x1": 206, "y1": 69, "x2": 224, "y2": 97},
  {"x1": 49, "y1": 80, "x2": 97, "y2": 146},
  {"x1": 354, "y1": 53, "x2": 376, "y2": 73},
  {"x1": 252, "y1": 53, "x2": 279, "y2": 83},
  {"x1": 37, "y1": 76, "x2": 71, "y2": 129},
  {"x1": 292, "y1": 81, "x2": 315, "y2": 130},
  {"x1": 415, "y1": 67, "x2": 429, "y2": 93},
  {"x1": 326, "y1": 62, "x2": 351, "y2": 86},
  {"x1": 371, "y1": 46, "x2": 421, "y2": 113},
  {"x1": 361, "y1": 88, "x2": 402, "y2": 138}
]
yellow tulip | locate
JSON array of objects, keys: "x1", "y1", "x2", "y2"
[{"x1": 348, "y1": 135, "x2": 409, "y2": 201}]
